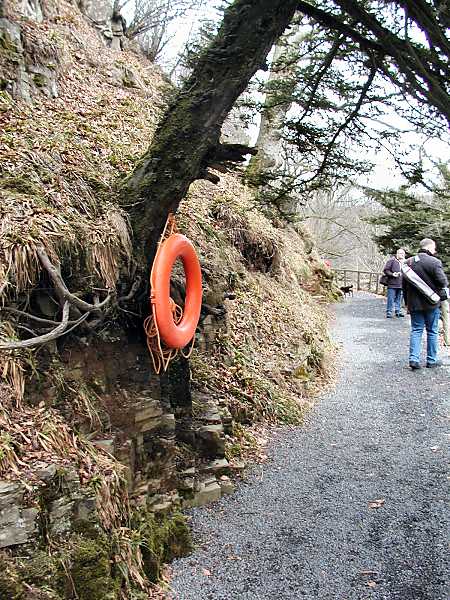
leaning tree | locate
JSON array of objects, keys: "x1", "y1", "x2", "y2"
[
  {"x1": 121, "y1": 0, "x2": 450, "y2": 270},
  {"x1": 2, "y1": 0, "x2": 449, "y2": 351}
]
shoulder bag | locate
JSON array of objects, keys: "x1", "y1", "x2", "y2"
[{"x1": 401, "y1": 257, "x2": 440, "y2": 304}]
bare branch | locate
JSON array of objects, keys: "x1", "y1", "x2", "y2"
[
  {"x1": 0, "y1": 302, "x2": 70, "y2": 349},
  {"x1": 118, "y1": 276, "x2": 142, "y2": 303},
  {"x1": 0, "y1": 304, "x2": 94, "y2": 350},
  {"x1": 1, "y1": 307, "x2": 79, "y2": 326},
  {"x1": 36, "y1": 247, "x2": 114, "y2": 314}
]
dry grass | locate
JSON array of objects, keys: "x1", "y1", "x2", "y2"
[
  {"x1": 0, "y1": 322, "x2": 32, "y2": 404},
  {"x1": 178, "y1": 174, "x2": 336, "y2": 428},
  {"x1": 0, "y1": 0, "x2": 168, "y2": 301}
]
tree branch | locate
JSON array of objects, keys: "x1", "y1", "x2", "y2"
[
  {"x1": 297, "y1": 0, "x2": 450, "y2": 122},
  {"x1": 1, "y1": 307, "x2": 79, "y2": 326},
  {"x1": 298, "y1": 33, "x2": 345, "y2": 123},
  {"x1": 36, "y1": 247, "x2": 114, "y2": 314},
  {"x1": 0, "y1": 305, "x2": 94, "y2": 350},
  {"x1": 302, "y1": 64, "x2": 377, "y2": 186},
  {"x1": 0, "y1": 302, "x2": 69, "y2": 349},
  {"x1": 118, "y1": 276, "x2": 142, "y2": 304},
  {"x1": 207, "y1": 143, "x2": 258, "y2": 165},
  {"x1": 296, "y1": 0, "x2": 383, "y2": 53}
]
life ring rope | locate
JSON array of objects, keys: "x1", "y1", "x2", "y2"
[{"x1": 144, "y1": 214, "x2": 197, "y2": 374}]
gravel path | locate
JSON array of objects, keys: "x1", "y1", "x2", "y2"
[{"x1": 170, "y1": 293, "x2": 449, "y2": 600}]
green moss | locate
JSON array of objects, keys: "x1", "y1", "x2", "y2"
[
  {"x1": 68, "y1": 535, "x2": 120, "y2": 600},
  {"x1": 0, "y1": 175, "x2": 42, "y2": 195},
  {"x1": 18, "y1": 551, "x2": 63, "y2": 597},
  {"x1": 33, "y1": 73, "x2": 47, "y2": 87},
  {"x1": 0, "y1": 556, "x2": 24, "y2": 600},
  {"x1": 131, "y1": 510, "x2": 192, "y2": 582}
]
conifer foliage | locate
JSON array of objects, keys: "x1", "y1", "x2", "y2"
[{"x1": 367, "y1": 166, "x2": 450, "y2": 271}]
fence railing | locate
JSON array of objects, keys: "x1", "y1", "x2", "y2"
[{"x1": 333, "y1": 269, "x2": 385, "y2": 295}]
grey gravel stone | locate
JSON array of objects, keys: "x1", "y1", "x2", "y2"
[{"x1": 171, "y1": 294, "x2": 449, "y2": 599}]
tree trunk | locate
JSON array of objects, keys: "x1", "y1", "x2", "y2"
[
  {"x1": 121, "y1": 0, "x2": 299, "y2": 263},
  {"x1": 252, "y1": 26, "x2": 305, "y2": 172}
]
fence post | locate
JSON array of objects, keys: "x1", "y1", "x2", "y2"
[
  {"x1": 357, "y1": 271, "x2": 361, "y2": 291},
  {"x1": 375, "y1": 275, "x2": 379, "y2": 295},
  {"x1": 368, "y1": 273, "x2": 372, "y2": 292}
]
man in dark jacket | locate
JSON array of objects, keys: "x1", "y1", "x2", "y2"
[
  {"x1": 402, "y1": 238, "x2": 448, "y2": 370},
  {"x1": 383, "y1": 248, "x2": 406, "y2": 318}
]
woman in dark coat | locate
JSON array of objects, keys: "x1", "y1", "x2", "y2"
[{"x1": 383, "y1": 248, "x2": 406, "y2": 318}]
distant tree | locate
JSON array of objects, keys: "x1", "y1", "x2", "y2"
[
  {"x1": 301, "y1": 187, "x2": 384, "y2": 271},
  {"x1": 117, "y1": 0, "x2": 200, "y2": 60},
  {"x1": 368, "y1": 165, "x2": 450, "y2": 271}
]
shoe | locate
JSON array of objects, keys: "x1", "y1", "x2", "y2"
[
  {"x1": 396, "y1": 312, "x2": 405, "y2": 317},
  {"x1": 409, "y1": 361, "x2": 421, "y2": 370},
  {"x1": 386, "y1": 314, "x2": 393, "y2": 318},
  {"x1": 426, "y1": 361, "x2": 443, "y2": 368}
]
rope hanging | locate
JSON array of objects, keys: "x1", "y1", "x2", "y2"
[{"x1": 143, "y1": 214, "x2": 197, "y2": 374}]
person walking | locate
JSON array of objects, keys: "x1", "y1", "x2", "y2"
[
  {"x1": 383, "y1": 248, "x2": 406, "y2": 318},
  {"x1": 402, "y1": 238, "x2": 449, "y2": 370}
]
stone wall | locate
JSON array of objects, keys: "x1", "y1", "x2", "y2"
[{"x1": 0, "y1": 323, "x2": 239, "y2": 552}]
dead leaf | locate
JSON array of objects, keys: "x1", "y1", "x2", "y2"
[
  {"x1": 368, "y1": 498, "x2": 385, "y2": 509},
  {"x1": 367, "y1": 581, "x2": 377, "y2": 588},
  {"x1": 202, "y1": 569, "x2": 211, "y2": 577}
]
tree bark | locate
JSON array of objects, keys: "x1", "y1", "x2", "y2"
[
  {"x1": 250, "y1": 24, "x2": 306, "y2": 175},
  {"x1": 121, "y1": 0, "x2": 299, "y2": 263}
]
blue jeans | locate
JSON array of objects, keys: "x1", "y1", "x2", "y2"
[
  {"x1": 409, "y1": 308, "x2": 440, "y2": 364},
  {"x1": 387, "y1": 288, "x2": 402, "y2": 315}
]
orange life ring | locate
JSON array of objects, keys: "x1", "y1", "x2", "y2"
[{"x1": 151, "y1": 233, "x2": 202, "y2": 349}]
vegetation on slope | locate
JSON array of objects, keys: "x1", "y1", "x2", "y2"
[{"x1": 0, "y1": 1, "x2": 338, "y2": 597}]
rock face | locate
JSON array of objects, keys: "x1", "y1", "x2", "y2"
[
  {"x1": 0, "y1": 0, "x2": 129, "y2": 103},
  {"x1": 0, "y1": 329, "x2": 236, "y2": 551},
  {"x1": 0, "y1": 468, "x2": 98, "y2": 549},
  {"x1": 0, "y1": 482, "x2": 38, "y2": 548},
  {"x1": 78, "y1": 0, "x2": 127, "y2": 49}
]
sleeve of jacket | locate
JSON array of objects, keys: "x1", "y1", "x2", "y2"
[
  {"x1": 402, "y1": 276, "x2": 408, "y2": 303},
  {"x1": 383, "y1": 258, "x2": 395, "y2": 276},
  {"x1": 432, "y1": 259, "x2": 449, "y2": 288}
]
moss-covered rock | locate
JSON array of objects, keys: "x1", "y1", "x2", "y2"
[
  {"x1": 19, "y1": 550, "x2": 62, "y2": 592},
  {"x1": 132, "y1": 510, "x2": 192, "y2": 581},
  {"x1": 68, "y1": 535, "x2": 120, "y2": 600},
  {"x1": 0, "y1": 555, "x2": 24, "y2": 600}
]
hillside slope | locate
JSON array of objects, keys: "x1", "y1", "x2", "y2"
[{"x1": 0, "y1": 1, "x2": 338, "y2": 598}]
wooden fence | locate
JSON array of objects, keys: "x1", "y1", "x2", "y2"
[{"x1": 333, "y1": 269, "x2": 385, "y2": 295}]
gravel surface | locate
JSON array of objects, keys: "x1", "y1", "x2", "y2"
[{"x1": 170, "y1": 293, "x2": 449, "y2": 600}]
